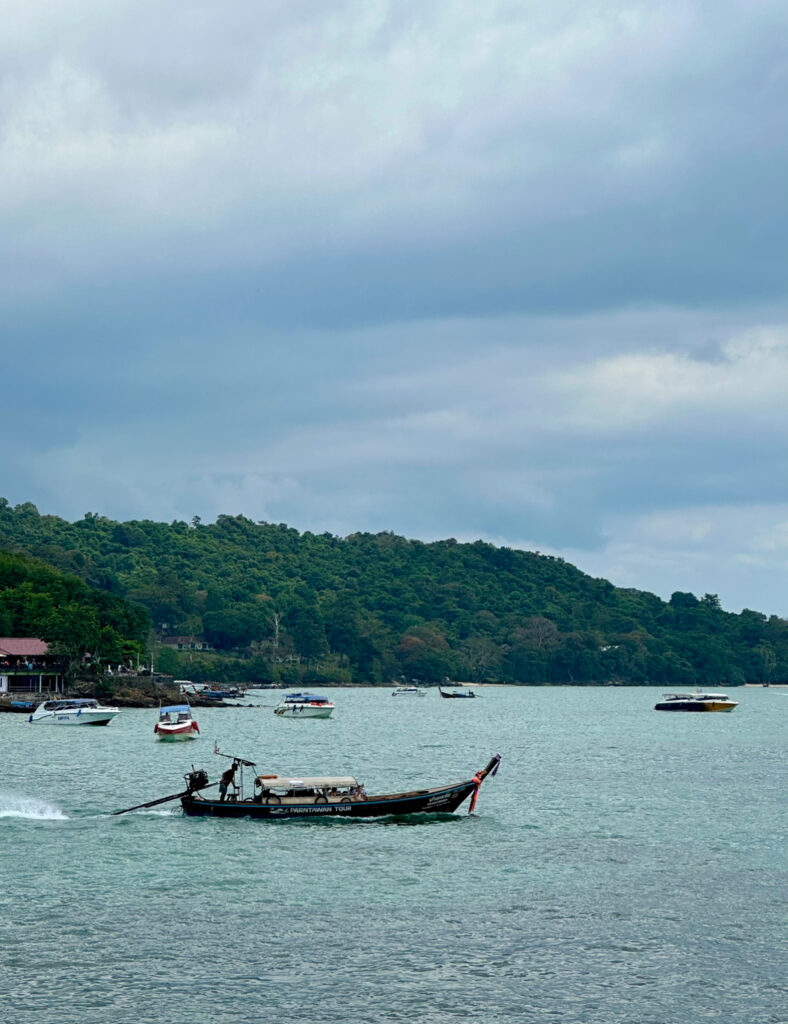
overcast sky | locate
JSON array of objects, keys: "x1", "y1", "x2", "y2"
[{"x1": 3, "y1": 0, "x2": 788, "y2": 615}]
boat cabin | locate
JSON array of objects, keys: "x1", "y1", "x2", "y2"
[{"x1": 252, "y1": 774, "x2": 365, "y2": 804}]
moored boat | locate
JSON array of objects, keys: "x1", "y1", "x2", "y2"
[
  {"x1": 179, "y1": 682, "x2": 247, "y2": 700},
  {"x1": 177, "y1": 681, "x2": 207, "y2": 696},
  {"x1": 28, "y1": 698, "x2": 121, "y2": 726},
  {"x1": 154, "y1": 703, "x2": 200, "y2": 741},
  {"x1": 654, "y1": 691, "x2": 738, "y2": 712},
  {"x1": 439, "y1": 687, "x2": 476, "y2": 699},
  {"x1": 273, "y1": 692, "x2": 335, "y2": 718},
  {"x1": 392, "y1": 685, "x2": 427, "y2": 696},
  {"x1": 201, "y1": 686, "x2": 247, "y2": 700}
]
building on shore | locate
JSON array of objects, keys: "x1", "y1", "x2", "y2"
[{"x1": 0, "y1": 639, "x2": 67, "y2": 695}]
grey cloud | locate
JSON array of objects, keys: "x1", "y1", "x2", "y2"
[
  {"x1": 3, "y1": 1, "x2": 788, "y2": 322},
  {"x1": 3, "y1": 2, "x2": 788, "y2": 615}
]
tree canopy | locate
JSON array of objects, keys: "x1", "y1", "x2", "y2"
[
  {"x1": 0, "y1": 547, "x2": 149, "y2": 674},
  {"x1": 0, "y1": 497, "x2": 785, "y2": 685}
]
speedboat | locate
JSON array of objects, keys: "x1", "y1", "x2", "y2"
[
  {"x1": 154, "y1": 703, "x2": 200, "y2": 741},
  {"x1": 273, "y1": 693, "x2": 335, "y2": 718},
  {"x1": 392, "y1": 685, "x2": 427, "y2": 696},
  {"x1": 28, "y1": 698, "x2": 121, "y2": 726},
  {"x1": 654, "y1": 691, "x2": 738, "y2": 712}
]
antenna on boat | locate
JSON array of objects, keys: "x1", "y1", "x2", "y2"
[{"x1": 213, "y1": 742, "x2": 256, "y2": 767}]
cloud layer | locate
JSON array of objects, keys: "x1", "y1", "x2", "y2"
[{"x1": 3, "y1": 1, "x2": 788, "y2": 615}]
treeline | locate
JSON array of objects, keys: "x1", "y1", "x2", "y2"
[
  {"x1": 0, "y1": 498, "x2": 786, "y2": 686},
  {"x1": 0, "y1": 549, "x2": 149, "y2": 674}
]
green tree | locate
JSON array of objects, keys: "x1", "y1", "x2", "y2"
[{"x1": 286, "y1": 603, "x2": 329, "y2": 666}]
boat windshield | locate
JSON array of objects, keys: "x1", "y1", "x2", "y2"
[{"x1": 43, "y1": 699, "x2": 99, "y2": 710}]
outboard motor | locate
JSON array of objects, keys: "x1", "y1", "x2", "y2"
[{"x1": 185, "y1": 768, "x2": 209, "y2": 792}]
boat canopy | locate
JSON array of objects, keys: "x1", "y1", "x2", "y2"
[
  {"x1": 283, "y1": 693, "x2": 329, "y2": 702},
  {"x1": 256, "y1": 775, "x2": 359, "y2": 789},
  {"x1": 160, "y1": 704, "x2": 191, "y2": 714}
]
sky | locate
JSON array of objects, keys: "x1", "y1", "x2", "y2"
[{"x1": 3, "y1": 0, "x2": 788, "y2": 616}]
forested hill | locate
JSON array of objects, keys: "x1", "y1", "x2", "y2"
[
  {"x1": 0, "y1": 549, "x2": 149, "y2": 671},
  {"x1": 1, "y1": 498, "x2": 785, "y2": 686}
]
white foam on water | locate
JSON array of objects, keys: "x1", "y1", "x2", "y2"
[{"x1": 0, "y1": 791, "x2": 68, "y2": 820}]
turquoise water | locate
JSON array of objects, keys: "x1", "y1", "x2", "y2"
[{"x1": 2, "y1": 686, "x2": 785, "y2": 1024}]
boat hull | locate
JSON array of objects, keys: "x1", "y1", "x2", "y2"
[
  {"x1": 273, "y1": 706, "x2": 334, "y2": 718},
  {"x1": 181, "y1": 780, "x2": 476, "y2": 819},
  {"x1": 155, "y1": 725, "x2": 199, "y2": 740},
  {"x1": 654, "y1": 700, "x2": 737, "y2": 712}
]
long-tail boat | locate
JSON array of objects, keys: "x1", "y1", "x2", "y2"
[{"x1": 114, "y1": 748, "x2": 501, "y2": 820}]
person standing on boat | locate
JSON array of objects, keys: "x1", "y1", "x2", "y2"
[{"x1": 219, "y1": 763, "x2": 237, "y2": 802}]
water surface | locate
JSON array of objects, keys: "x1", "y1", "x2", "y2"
[{"x1": 2, "y1": 686, "x2": 785, "y2": 1023}]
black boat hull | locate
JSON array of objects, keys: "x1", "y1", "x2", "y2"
[
  {"x1": 181, "y1": 780, "x2": 477, "y2": 819},
  {"x1": 654, "y1": 701, "x2": 736, "y2": 712}
]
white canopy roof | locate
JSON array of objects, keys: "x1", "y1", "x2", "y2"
[{"x1": 256, "y1": 775, "x2": 359, "y2": 789}]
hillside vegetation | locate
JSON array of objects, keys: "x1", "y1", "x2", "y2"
[
  {"x1": 0, "y1": 548, "x2": 149, "y2": 678},
  {"x1": 1, "y1": 498, "x2": 785, "y2": 686}
]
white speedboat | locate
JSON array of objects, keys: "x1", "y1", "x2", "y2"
[
  {"x1": 154, "y1": 703, "x2": 200, "y2": 741},
  {"x1": 177, "y1": 681, "x2": 208, "y2": 696},
  {"x1": 273, "y1": 693, "x2": 335, "y2": 718},
  {"x1": 654, "y1": 691, "x2": 738, "y2": 712},
  {"x1": 392, "y1": 685, "x2": 427, "y2": 696},
  {"x1": 28, "y1": 698, "x2": 121, "y2": 726}
]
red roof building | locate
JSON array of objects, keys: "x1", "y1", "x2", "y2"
[
  {"x1": 0, "y1": 638, "x2": 66, "y2": 695},
  {"x1": 0, "y1": 638, "x2": 50, "y2": 657}
]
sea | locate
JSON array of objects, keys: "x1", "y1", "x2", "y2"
[{"x1": 1, "y1": 686, "x2": 785, "y2": 1024}]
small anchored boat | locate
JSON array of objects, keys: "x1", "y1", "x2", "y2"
[
  {"x1": 439, "y1": 687, "x2": 476, "y2": 699},
  {"x1": 392, "y1": 685, "x2": 427, "y2": 696},
  {"x1": 273, "y1": 692, "x2": 335, "y2": 718},
  {"x1": 113, "y1": 749, "x2": 502, "y2": 821},
  {"x1": 654, "y1": 691, "x2": 739, "y2": 712},
  {"x1": 154, "y1": 703, "x2": 200, "y2": 741},
  {"x1": 28, "y1": 698, "x2": 121, "y2": 726},
  {"x1": 201, "y1": 686, "x2": 248, "y2": 700}
]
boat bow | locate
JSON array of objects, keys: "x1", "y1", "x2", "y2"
[{"x1": 468, "y1": 754, "x2": 501, "y2": 813}]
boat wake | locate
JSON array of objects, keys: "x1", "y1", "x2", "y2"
[{"x1": 0, "y1": 792, "x2": 68, "y2": 821}]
